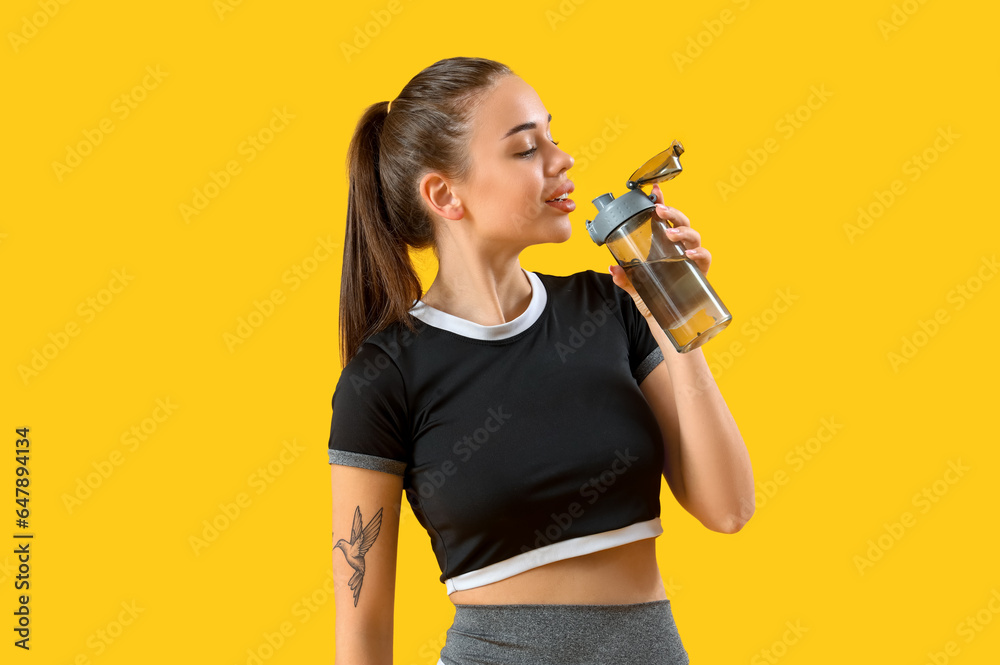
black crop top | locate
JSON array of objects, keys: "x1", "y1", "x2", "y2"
[{"x1": 327, "y1": 268, "x2": 667, "y2": 595}]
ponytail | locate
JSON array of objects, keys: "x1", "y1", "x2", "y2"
[
  {"x1": 340, "y1": 101, "x2": 422, "y2": 368},
  {"x1": 338, "y1": 57, "x2": 514, "y2": 368}
]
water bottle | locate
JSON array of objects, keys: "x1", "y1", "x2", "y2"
[{"x1": 585, "y1": 141, "x2": 732, "y2": 353}]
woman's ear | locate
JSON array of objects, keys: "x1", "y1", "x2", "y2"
[{"x1": 419, "y1": 172, "x2": 464, "y2": 221}]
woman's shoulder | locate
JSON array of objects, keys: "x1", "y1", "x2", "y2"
[
  {"x1": 532, "y1": 268, "x2": 619, "y2": 302},
  {"x1": 341, "y1": 315, "x2": 430, "y2": 375}
]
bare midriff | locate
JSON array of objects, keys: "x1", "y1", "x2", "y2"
[{"x1": 448, "y1": 538, "x2": 667, "y2": 605}]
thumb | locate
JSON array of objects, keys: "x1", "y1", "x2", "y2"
[
  {"x1": 609, "y1": 264, "x2": 625, "y2": 288},
  {"x1": 609, "y1": 264, "x2": 651, "y2": 318},
  {"x1": 608, "y1": 264, "x2": 633, "y2": 294}
]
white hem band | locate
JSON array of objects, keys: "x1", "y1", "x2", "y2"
[{"x1": 444, "y1": 517, "x2": 663, "y2": 595}]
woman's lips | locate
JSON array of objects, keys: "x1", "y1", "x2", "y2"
[{"x1": 544, "y1": 197, "x2": 576, "y2": 213}]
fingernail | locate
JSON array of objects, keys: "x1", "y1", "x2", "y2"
[
  {"x1": 685, "y1": 248, "x2": 698, "y2": 256},
  {"x1": 666, "y1": 227, "x2": 680, "y2": 235}
]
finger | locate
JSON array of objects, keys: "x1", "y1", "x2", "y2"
[
  {"x1": 608, "y1": 264, "x2": 635, "y2": 294},
  {"x1": 652, "y1": 183, "x2": 664, "y2": 205},
  {"x1": 611, "y1": 264, "x2": 634, "y2": 287},
  {"x1": 684, "y1": 246, "x2": 711, "y2": 274},
  {"x1": 664, "y1": 225, "x2": 701, "y2": 249},
  {"x1": 612, "y1": 264, "x2": 652, "y2": 316},
  {"x1": 654, "y1": 203, "x2": 691, "y2": 228}
]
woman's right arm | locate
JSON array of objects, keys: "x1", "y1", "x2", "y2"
[{"x1": 332, "y1": 463, "x2": 404, "y2": 665}]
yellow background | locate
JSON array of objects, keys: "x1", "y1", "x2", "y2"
[{"x1": 3, "y1": 0, "x2": 999, "y2": 663}]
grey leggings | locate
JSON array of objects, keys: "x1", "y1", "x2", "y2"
[{"x1": 436, "y1": 599, "x2": 690, "y2": 665}]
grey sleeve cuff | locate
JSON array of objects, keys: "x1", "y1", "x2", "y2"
[
  {"x1": 329, "y1": 449, "x2": 406, "y2": 476},
  {"x1": 634, "y1": 346, "x2": 664, "y2": 385}
]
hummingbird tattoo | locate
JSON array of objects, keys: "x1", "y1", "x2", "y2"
[{"x1": 333, "y1": 506, "x2": 384, "y2": 607}]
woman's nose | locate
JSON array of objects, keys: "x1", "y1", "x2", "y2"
[{"x1": 549, "y1": 144, "x2": 574, "y2": 174}]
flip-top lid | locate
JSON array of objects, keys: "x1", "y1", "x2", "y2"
[{"x1": 626, "y1": 140, "x2": 685, "y2": 190}]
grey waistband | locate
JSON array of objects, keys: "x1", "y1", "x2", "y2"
[{"x1": 437, "y1": 599, "x2": 689, "y2": 665}]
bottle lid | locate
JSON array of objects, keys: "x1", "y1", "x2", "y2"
[
  {"x1": 626, "y1": 140, "x2": 685, "y2": 190},
  {"x1": 584, "y1": 140, "x2": 685, "y2": 246},
  {"x1": 584, "y1": 190, "x2": 655, "y2": 246}
]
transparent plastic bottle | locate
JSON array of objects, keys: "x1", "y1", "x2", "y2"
[{"x1": 585, "y1": 141, "x2": 732, "y2": 353}]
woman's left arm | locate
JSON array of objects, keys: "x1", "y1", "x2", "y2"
[{"x1": 610, "y1": 184, "x2": 755, "y2": 534}]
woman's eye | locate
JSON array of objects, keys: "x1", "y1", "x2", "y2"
[{"x1": 516, "y1": 139, "x2": 559, "y2": 159}]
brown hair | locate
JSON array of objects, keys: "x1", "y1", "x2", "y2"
[{"x1": 339, "y1": 56, "x2": 513, "y2": 367}]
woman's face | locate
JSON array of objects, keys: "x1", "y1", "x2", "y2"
[{"x1": 447, "y1": 74, "x2": 576, "y2": 250}]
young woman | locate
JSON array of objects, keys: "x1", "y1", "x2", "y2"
[{"x1": 329, "y1": 56, "x2": 754, "y2": 665}]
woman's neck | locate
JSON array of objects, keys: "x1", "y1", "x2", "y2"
[{"x1": 420, "y1": 256, "x2": 532, "y2": 327}]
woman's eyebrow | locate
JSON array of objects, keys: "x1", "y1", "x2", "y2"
[{"x1": 501, "y1": 113, "x2": 552, "y2": 140}]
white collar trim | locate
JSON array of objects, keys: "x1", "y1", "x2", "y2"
[{"x1": 408, "y1": 269, "x2": 546, "y2": 341}]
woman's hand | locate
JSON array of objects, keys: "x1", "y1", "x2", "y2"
[{"x1": 609, "y1": 183, "x2": 712, "y2": 315}]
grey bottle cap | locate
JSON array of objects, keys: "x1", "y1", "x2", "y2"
[{"x1": 584, "y1": 189, "x2": 656, "y2": 246}]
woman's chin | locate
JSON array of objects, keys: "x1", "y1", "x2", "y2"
[
  {"x1": 537, "y1": 216, "x2": 573, "y2": 244},
  {"x1": 503, "y1": 215, "x2": 574, "y2": 247}
]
